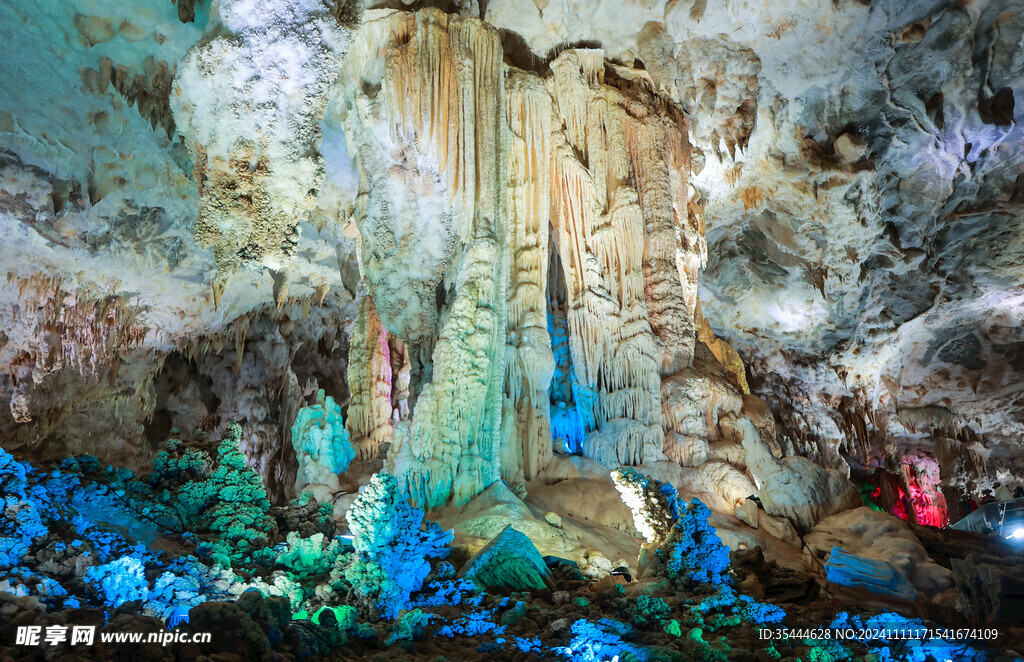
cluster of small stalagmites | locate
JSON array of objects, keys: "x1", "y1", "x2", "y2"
[{"x1": 80, "y1": 56, "x2": 177, "y2": 138}]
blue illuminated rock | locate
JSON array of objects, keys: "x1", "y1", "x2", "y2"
[
  {"x1": 824, "y1": 547, "x2": 918, "y2": 602},
  {"x1": 344, "y1": 473, "x2": 453, "y2": 619}
]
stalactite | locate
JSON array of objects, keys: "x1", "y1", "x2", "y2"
[
  {"x1": 233, "y1": 316, "x2": 248, "y2": 374},
  {"x1": 620, "y1": 74, "x2": 702, "y2": 376},
  {"x1": 346, "y1": 293, "x2": 394, "y2": 461},
  {"x1": 271, "y1": 270, "x2": 290, "y2": 312},
  {"x1": 7, "y1": 274, "x2": 148, "y2": 381},
  {"x1": 339, "y1": 11, "x2": 708, "y2": 498}
]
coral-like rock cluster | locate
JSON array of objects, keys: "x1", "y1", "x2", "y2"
[{"x1": 344, "y1": 473, "x2": 453, "y2": 619}]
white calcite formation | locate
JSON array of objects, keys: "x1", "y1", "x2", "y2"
[
  {"x1": 486, "y1": 0, "x2": 1024, "y2": 522},
  {"x1": 171, "y1": 0, "x2": 347, "y2": 300},
  {"x1": 738, "y1": 417, "x2": 861, "y2": 531},
  {"x1": 345, "y1": 294, "x2": 395, "y2": 461},
  {"x1": 338, "y1": 10, "x2": 509, "y2": 510},
  {"x1": 502, "y1": 72, "x2": 556, "y2": 486}
]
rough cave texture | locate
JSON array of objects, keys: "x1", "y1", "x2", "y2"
[{"x1": 2, "y1": 0, "x2": 1024, "y2": 660}]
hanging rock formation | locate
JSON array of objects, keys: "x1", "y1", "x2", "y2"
[
  {"x1": 171, "y1": 0, "x2": 346, "y2": 299},
  {"x1": 547, "y1": 50, "x2": 666, "y2": 468}
]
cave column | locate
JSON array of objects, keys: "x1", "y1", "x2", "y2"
[
  {"x1": 500, "y1": 71, "x2": 556, "y2": 485},
  {"x1": 346, "y1": 293, "x2": 394, "y2": 461},
  {"x1": 340, "y1": 9, "x2": 508, "y2": 509},
  {"x1": 546, "y1": 50, "x2": 665, "y2": 467}
]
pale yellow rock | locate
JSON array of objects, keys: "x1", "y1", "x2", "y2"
[
  {"x1": 734, "y1": 498, "x2": 758, "y2": 528},
  {"x1": 502, "y1": 71, "x2": 556, "y2": 482},
  {"x1": 346, "y1": 294, "x2": 394, "y2": 459},
  {"x1": 834, "y1": 132, "x2": 867, "y2": 163}
]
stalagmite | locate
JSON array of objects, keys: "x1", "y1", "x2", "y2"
[
  {"x1": 291, "y1": 389, "x2": 355, "y2": 502},
  {"x1": 389, "y1": 337, "x2": 412, "y2": 423},
  {"x1": 346, "y1": 294, "x2": 394, "y2": 460}
]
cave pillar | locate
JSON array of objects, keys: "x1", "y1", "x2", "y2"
[
  {"x1": 339, "y1": 9, "x2": 508, "y2": 509},
  {"x1": 345, "y1": 293, "x2": 394, "y2": 461},
  {"x1": 623, "y1": 88, "x2": 705, "y2": 376},
  {"x1": 501, "y1": 72, "x2": 556, "y2": 484},
  {"x1": 546, "y1": 50, "x2": 665, "y2": 466}
]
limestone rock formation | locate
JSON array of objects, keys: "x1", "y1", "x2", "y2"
[
  {"x1": 335, "y1": 9, "x2": 718, "y2": 509},
  {"x1": 739, "y1": 418, "x2": 861, "y2": 531},
  {"x1": 824, "y1": 547, "x2": 919, "y2": 603},
  {"x1": 3, "y1": 1, "x2": 1023, "y2": 656},
  {"x1": 345, "y1": 294, "x2": 395, "y2": 460},
  {"x1": 458, "y1": 525, "x2": 552, "y2": 591},
  {"x1": 952, "y1": 553, "x2": 1024, "y2": 627},
  {"x1": 339, "y1": 9, "x2": 509, "y2": 510},
  {"x1": 806, "y1": 507, "x2": 953, "y2": 599}
]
